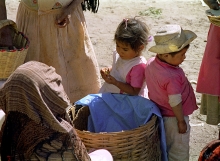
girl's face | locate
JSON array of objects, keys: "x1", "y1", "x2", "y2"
[
  {"x1": 160, "y1": 47, "x2": 187, "y2": 66},
  {"x1": 116, "y1": 41, "x2": 139, "y2": 60}
]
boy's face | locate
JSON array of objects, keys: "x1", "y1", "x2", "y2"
[
  {"x1": 116, "y1": 40, "x2": 139, "y2": 60},
  {"x1": 161, "y1": 47, "x2": 187, "y2": 66}
]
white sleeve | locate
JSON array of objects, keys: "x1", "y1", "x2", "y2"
[{"x1": 168, "y1": 94, "x2": 182, "y2": 107}]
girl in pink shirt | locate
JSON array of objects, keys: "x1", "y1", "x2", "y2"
[{"x1": 99, "y1": 18, "x2": 151, "y2": 98}]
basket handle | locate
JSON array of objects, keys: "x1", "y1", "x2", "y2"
[{"x1": 0, "y1": 19, "x2": 18, "y2": 33}]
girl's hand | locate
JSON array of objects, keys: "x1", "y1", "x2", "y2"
[
  {"x1": 104, "y1": 74, "x2": 118, "y2": 85},
  {"x1": 100, "y1": 67, "x2": 110, "y2": 77},
  {"x1": 177, "y1": 120, "x2": 187, "y2": 134},
  {"x1": 100, "y1": 68, "x2": 117, "y2": 85}
]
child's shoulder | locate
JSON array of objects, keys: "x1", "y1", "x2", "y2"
[
  {"x1": 146, "y1": 56, "x2": 156, "y2": 63},
  {"x1": 139, "y1": 55, "x2": 147, "y2": 63}
]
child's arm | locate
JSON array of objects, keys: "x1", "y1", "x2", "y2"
[
  {"x1": 104, "y1": 75, "x2": 141, "y2": 95},
  {"x1": 100, "y1": 64, "x2": 144, "y2": 95},
  {"x1": 172, "y1": 103, "x2": 187, "y2": 134},
  {"x1": 100, "y1": 67, "x2": 140, "y2": 95}
]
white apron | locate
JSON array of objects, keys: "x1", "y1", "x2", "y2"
[{"x1": 100, "y1": 51, "x2": 148, "y2": 98}]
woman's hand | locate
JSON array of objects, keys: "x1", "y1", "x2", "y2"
[
  {"x1": 55, "y1": 12, "x2": 70, "y2": 28},
  {"x1": 55, "y1": 0, "x2": 83, "y2": 28}
]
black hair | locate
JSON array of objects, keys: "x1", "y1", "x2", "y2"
[
  {"x1": 81, "y1": 0, "x2": 99, "y2": 13},
  {"x1": 114, "y1": 17, "x2": 150, "y2": 53},
  {"x1": 168, "y1": 44, "x2": 190, "y2": 57}
]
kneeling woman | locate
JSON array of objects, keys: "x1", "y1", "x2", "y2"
[{"x1": 0, "y1": 61, "x2": 112, "y2": 161}]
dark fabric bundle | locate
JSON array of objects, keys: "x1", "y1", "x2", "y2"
[
  {"x1": 81, "y1": 0, "x2": 99, "y2": 13},
  {"x1": 1, "y1": 112, "x2": 56, "y2": 160}
]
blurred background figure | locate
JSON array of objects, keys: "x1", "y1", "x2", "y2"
[{"x1": 0, "y1": 0, "x2": 101, "y2": 103}]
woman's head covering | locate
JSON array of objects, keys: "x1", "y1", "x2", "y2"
[{"x1": 0, "y1": 61, "x2": 90, "y2": 160}]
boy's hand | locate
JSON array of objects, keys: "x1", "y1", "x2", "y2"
[
  {"x1": 177, "y1": 120, "x2": 187, "y2": 134},
  {"x1": 171, "y1": 103, "x2": 187, "y2": 134}
]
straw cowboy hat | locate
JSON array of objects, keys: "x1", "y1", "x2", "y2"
[
  {"x1": 149, "y1": 24, "x2": 197, "y2": 54},
  {"x1": 206, "y1": 9, "x2": 220, "y2": 27}
]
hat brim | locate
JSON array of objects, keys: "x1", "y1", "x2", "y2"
[{"x1": 148, "y1": 30, "x2": 197, "y2": 54}]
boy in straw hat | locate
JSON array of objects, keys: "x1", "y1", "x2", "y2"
[{"x1": 145, "y1": 24, "x2": 198, "y2": 161}]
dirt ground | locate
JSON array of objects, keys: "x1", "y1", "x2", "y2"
[{"x1": 6, "y1": 0, "x2": 219, "y2": 160}]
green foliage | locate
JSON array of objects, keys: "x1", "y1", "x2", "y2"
[{"x1": 139, "y1": 7, "x2": 162, "y2": 18}]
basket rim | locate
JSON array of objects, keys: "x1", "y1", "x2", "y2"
[
  {"x1": 0, "y1": 19, "x2": 30, "y2": 52},
  {"x1": 0, "y1": 19, "x2": 17, "y2": 31},
  {"x1": 0, "y1": 31, "x2": 30, "y2": 52},
  {"x1": 75, "y1": 115, "x2": 157, "y2": 135}
]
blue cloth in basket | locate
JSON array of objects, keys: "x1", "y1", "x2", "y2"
[{"x1": 75, "y1": 93, "x2": 168, "y2": 161}]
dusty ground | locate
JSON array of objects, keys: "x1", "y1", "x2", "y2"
[{"x1": 6, "y1": 0, "x2": 219, "y2": 160}]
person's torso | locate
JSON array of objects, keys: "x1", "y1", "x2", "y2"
[
  {"x1": 99, "y1": 51, "x2": 147, "y2": 95},
  {"x1": 22, "y1": 0, "x2": 72, "y2": 11},
  {"x1": 145, "y1": 57, "x2": 198, "y2": 116}
]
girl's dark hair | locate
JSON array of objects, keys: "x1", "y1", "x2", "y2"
[
  {"x1": 169, "y1": 44, "x2": 190, "y2": 57},
  {"x1": 114, "y1": 18, "x2": 150, "y2": 52},
  {"x1": 81, "y1": 0, "x2": 99, "y2": 13}
]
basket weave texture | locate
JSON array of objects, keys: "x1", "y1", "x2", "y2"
[
  {"x1": 72, "y1": 106, "x2": 161, "y2": 161},
  {"x1": 0, "y1": 20, "x2": 29, "y2": 80}
]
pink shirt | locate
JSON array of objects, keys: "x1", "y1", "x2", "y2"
[
  {"x1": 126, "y1": 63, "x2": 146, "y2": 88},
  {"x1": 145, "y1": 57, "x2": 198, "y2": 116}
]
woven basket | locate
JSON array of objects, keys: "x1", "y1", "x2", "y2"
[
  {"x1": 0, "y1": 20, "x2": 29, "y2": 80},
  {"x1": 71, "y1": 106, "x2": 161, "y2": 161}
]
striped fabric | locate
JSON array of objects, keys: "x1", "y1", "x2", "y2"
[{"x1": 0, "y1": 61, "x2": 90, "y2": 161}]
